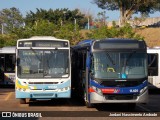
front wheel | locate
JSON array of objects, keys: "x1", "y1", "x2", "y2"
[
  {"x1": 20, "y1": 98, "x2": 26, "y2": 104},
  {"x1": 84, "y1": 91, "x2": 93, "y2": 108}
]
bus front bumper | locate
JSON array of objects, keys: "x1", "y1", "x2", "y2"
[
  {"x1": 16, "y1": 90, "x2": 71, "y2": 99},
  {"x1": 89, "y1": 89, "x2": 148, "y2": 104}
]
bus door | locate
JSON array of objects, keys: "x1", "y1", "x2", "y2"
[
  {"x1": 77, "y1": 50, "x2": 87, "y2": 97},
  {"x1": 85, "y1": 50, "x2": 93, "y2": 107}
]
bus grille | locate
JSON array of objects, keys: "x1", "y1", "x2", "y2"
[
  {"x1": 29, "y1": 82, "x2": 58, "y2": 84},
  {"x1": 105, "y1": 94, "x2": 137, "y2": 100},
  {"x1": 30, "y1": 89, "x2": 56, "y2": 91},
  {"x1": 33, "y1": 93, "x2": 54, "y2": 97}
]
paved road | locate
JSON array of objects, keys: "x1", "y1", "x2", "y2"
[{"x1": 0, "y1": 88, "x2": 160, "y2": 119}]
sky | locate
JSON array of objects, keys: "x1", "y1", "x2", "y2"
[{"x1": 0, "y1": 0, "x2": 160, "y2": 21}]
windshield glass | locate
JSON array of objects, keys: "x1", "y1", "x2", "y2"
[
  {"x1": 17, "y1": 49, "x2": 69, "y2": 78},
  {"x1": 92, "y1": 51, "x2": 147, "y2": 79}
]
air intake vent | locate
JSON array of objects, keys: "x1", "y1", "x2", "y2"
[
  {"x1": 105, "y1": 94, "x2": 137, "y2": 100},
  {"x1": 29, "y1": 82, "x2": 58, "y2": 84},
  {"x1": 100, "y1": 80, "x2": 144, "y2": 87},
  {"x1": 33, "y1": 93, "x2": 54, "y2": 97}
]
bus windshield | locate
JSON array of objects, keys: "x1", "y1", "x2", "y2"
[
  {"x1": 92, "y1": 51, "x2": 147, "y2": 79},
  {"x1": 17, "y1": 49, "x2": 69, "y2": 78}
]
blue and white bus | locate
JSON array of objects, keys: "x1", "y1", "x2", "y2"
[
  {"x1": 72, "y1": 38, "x2": 148, "y2": 108},
  {"x1": 16, "y1": 36, "x2": 71, "y2": 104}
]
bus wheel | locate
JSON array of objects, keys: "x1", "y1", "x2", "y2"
[{"x1": 20, "y1": 98, "x2": 26, "y2": 104}]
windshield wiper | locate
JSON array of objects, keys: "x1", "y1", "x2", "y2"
[
  {"x1": 106, "y1": 52, "x2": 115, "y2": 65},
  {"x1": 123, "y1": 51, "x2": 136, "y2": 72},
  {"x1": 30, "y1": 47, "x2": 41, "y2": 62}
]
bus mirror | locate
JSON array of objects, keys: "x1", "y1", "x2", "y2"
[{"x1": 87, "y1": 47, "x2": 90, "y2": 51}]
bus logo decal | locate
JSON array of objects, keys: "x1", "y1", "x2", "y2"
[{"x1": 114, "y1": 89, "x2": 120, "y2": 93}]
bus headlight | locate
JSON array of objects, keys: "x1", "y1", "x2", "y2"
[
  {"x1": 58, "y1": 87, "x2": 70, "y2": 92},
  {"x1": 140, "y1": 86, "x2": 148, "y2": 95},
  {"x1": 23, "y1": 88, "x2": 26, "y2": 91},
  {"x1": 92, "y1": 86, "x2": 102, "y2": 95}
]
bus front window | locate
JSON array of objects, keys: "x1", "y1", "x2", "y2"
[
  {"x1": 44, "y1": 50, "x2": 69, "y2": 78},
  {"x1": 93, "y1": 52, "x2": 119, "y2": 79},
  {"x1": 120, "y1": 52, "x2": 147, "y2": 79},
  {"x1": 93, "y1": 52, "x2": 147, "y2": 79},
  {"x1": 17, "y1": 50, "x2": 69, "y2": 78}
]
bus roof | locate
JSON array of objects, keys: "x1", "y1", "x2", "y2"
[
  {"x1": 75, "y1": 38, "x2": 145, "y2": 49},
  {"x1": 147, "y1": 47, "x2": 160, "y2": 54},
  {"x1": 77, "y1": 38, "x2": 143, "y2": 45},
  {"x1": 0, "y1": 46, "x2": 16, "y2": 54},
  {"x1": 17, "y1": 36, "x2": 69, "y2": 42}
]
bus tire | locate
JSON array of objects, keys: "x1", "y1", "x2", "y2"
[{"x1": 20, "y1": 98, "x2": 26, "y2": 104}]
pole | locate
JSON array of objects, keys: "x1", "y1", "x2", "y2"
[
  {"x1": 1, "y1": 24, "x2": 4, "y2": 34},
  {"x1": 88, "y1": 17, "x2": 90, "y2": 30},
  {"x1": 74, "y1": 18, "x2": 76, "y2": 31}
]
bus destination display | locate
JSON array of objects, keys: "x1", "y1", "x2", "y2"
[{"x1": 18, "y1": 40, "x2": 68, "y2": 47}]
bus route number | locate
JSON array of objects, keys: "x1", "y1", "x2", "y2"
[{"x1": 130, "y1": 89, "x2": 138, "y2": 93}]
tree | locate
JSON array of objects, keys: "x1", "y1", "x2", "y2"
[
  {"x1": 0, "y1": 34, "x2": 18, "y2": 47},
  {"x1": 25, "y1": 8, "x2": 88, "y2": 28},
  {"x1": 86, "y1": 23, "x2": 144, "y2": 40},
  {"x1": 96, "y1": 11, "x2": 109, "y2": 26},
  {"x1": 93, "y1": 0, "x2": 160, "y2": 26},
  {"x1": 12, "y1": 19, "x2": 57, "y2": 38},
  {"x1": 0, "y1": 7, "x2": 24, "y2": 33},
  {"x1": 12, "y1": 19, "x2": 83, "y2": 45}
]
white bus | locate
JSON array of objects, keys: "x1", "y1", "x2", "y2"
[
  {"x1": 0, "y1": 47, "x2": 16, "y2": 85},
  {"x1": 147, "y1": 47, "x2": 160, "y2": 88},
  {"x1": 16, "y1": 36, "x2": 71, "y2": 104}
]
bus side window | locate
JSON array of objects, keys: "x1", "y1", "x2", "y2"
[{"x1": 148, "y1": 53, "x2": 158, "y2": 76}]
